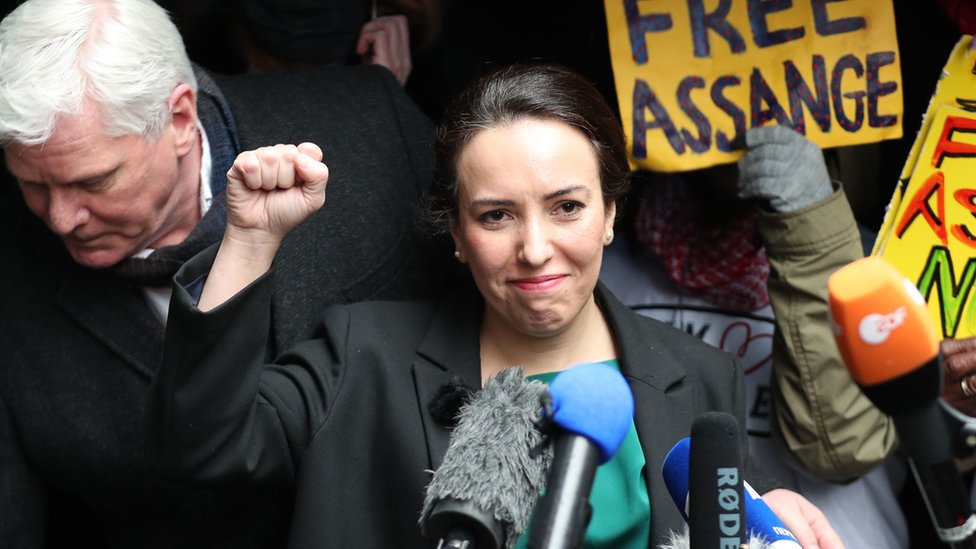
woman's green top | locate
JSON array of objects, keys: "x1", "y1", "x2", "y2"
[{"x1": 515, "y1": 359, "x2": 651, "y2": 548}]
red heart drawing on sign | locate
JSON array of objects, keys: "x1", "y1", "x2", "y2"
[{"x1": 719, "y1": 321, "x2": 773, "y2": 375}]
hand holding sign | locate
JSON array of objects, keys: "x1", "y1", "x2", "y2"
[{"x1": 737, "y1": 126, "x2": 833, "y2": 213}]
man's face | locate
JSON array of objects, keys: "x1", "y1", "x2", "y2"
[{"x1": 4, "y1": 101, "x2": 200, "y2": 268}]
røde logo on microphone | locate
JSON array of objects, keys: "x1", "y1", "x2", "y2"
[
  {"x1": 858, "y1": 306, "x2": 908, "y2": 345},
  {"x1": 716, "y1": 467, "x2": 742, "y2": 546}
]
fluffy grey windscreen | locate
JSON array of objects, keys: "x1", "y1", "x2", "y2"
[{"x1": 420, "y1": 367, "x2": 553, "y2": 549}]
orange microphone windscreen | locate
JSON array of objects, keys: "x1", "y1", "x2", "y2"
[{"x1": 827, "y1": 256, "x2": 939, "y2": 387}]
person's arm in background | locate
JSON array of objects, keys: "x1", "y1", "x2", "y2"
[
  {"x1": 738, "y1": 126, "x2": 898, "y2": 483},
  {"x1": 0, "y1": 391, "x2": 46, "y2": 548}
]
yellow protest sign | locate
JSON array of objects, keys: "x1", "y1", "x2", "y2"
[
  {"x1": 604, "y1": 0, "x2": 902, "y2": 172},
  {"x1": 875, "y1": 36, "x2": 976, "y2": 340}
]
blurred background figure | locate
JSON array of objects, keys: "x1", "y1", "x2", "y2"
[{"x1": 237, "y1": 0, "x2": 413, "y2": 84}]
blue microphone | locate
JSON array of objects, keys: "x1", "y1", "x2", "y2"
[
  {"x1": 527, "y1": 361, "x2": 635, "y2": 549},
  {"x1": 663, "y1": 429, "x2": 801, "y2": 548},
  {"x1": 742, "y1": 482, "x2": 801, "y2": 548}
]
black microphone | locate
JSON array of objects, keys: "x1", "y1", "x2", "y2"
[
  {"x1": 420, "y1": 367, "x2": 552, "y2": 549},
  {"x1": 690, "y1": 412, "x2": 745, "y2": 549},
  {"x1": 828, "y1": 256, "x2": 976, "y2": 547},
  {"x1": 527, "y1": 362, "x2": 634, "y2": 549},
  {"x1": 663, "y1": 413, "x2": 801, "y2": 549},
  {"x1": 664, "y1": 412, "x2": 746, "y2": 548}
]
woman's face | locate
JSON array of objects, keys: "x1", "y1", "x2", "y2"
[{"x1": 450, "y1": 117, "x2": 615, "y2": 338}]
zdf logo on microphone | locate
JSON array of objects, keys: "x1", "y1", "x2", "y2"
[{"x1": 858, "y1": 306, "x2": 908, "y2": 345}]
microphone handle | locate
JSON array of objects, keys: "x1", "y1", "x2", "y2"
[
  {"x1": 528, "y1": 432, "x2": 600, "y2": 549},
  {"x1": 909, "y1": 458, "x2": 976, "y2": 549},
  {"x1": 426, "y1": 497, "x2": 504, "y2": 549},
  {"x1": 436, "y1": 527, "x2": 479, "y2": 549},
  {"x1": 895, "y1": 404, "x2": 976, "y2": 547}
]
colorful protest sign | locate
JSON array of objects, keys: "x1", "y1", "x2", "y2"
[
  {"x1": 604, "y1": 0, "x2": 902, "y2": 172},
  {"x1": 875, "y1": 36, "x2": 976, "y2": 340}
]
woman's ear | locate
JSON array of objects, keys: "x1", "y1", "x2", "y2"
[
  {"x1": 449, "y1": 220, "x2": 466, "y2": 263},
  {"x1": 605, "y1": 201, "x2": 617, "y2": 230}
]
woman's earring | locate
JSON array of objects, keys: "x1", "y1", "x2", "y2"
[
  {"x1": 605, "y1": 229, "x2": 614, "y2": 245},
  {"x1": 454, "y1": 250, "x2": 462, "y2": 261}
]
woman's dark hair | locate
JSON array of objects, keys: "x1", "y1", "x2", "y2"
[{"x1": 421, "y1": 63, "x2": 630, "y2": 234}]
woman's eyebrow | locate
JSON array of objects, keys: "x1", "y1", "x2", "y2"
[
  {"x1": 469, "y1": 198, "x2": 514, "y2": 208},
  {"x1": 544, "y1": 184, "x2": 589, "y2": 200},
  {"x1": 467, "y1": 185, "x2": 591, "y2": 207}
]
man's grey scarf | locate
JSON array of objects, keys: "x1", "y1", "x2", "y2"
[{"x1": 108, "y1": 67, "x2": 240, "y2": 287}]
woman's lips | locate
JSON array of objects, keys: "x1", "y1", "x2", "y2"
[{"x1": 511, "y1": 274, "x2": 566, "y2": 292}]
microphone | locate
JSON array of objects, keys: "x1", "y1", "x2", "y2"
[
  {"x1": 740, "y1": 482, "x2": 801, "y2": 549},
  {"x1": 420, "y1": 367, "x2": 553, "y2": 549},
  {"x1": 661, "y1": 413, "x2": 801, "y2": 549},
  {"x1": 828, "y1": 255, "x2": 976, "y2": 547},
  {"x1": 689, "y1": 412, "x2": 745, "y2": 548},
  {"x1": 527, "y1": 361, "x2": 635, "y2": 549}
]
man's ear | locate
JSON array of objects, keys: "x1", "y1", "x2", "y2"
[{"x1": 168, "y1": 83, "x2": 198, "y2": 158}]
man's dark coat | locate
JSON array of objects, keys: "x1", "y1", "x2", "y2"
[{"x1": 0, "y1": 65, "x2": 445, "y2": 548}]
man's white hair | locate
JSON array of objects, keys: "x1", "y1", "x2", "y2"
[{"x1": 0, "y1": 0, "x2": 197, "y2": 146}]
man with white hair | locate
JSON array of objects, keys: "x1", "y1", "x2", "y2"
[{"x1": 0, "y1": 0, "x2": 445, "y2": 546}]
